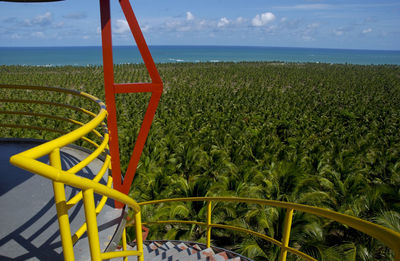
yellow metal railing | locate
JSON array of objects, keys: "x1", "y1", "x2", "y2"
[
  {"x1": 1, "y1": 85, "x2": 143, "y2": 261},
  {"x1": 3, "y1": 84, "x2": 400, "y2": 261},
  {"x1": 138, "y1": 197, "x2": 400, "y2": 261}
]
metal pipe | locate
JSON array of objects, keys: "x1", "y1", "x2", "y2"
[
  {"x1": 206, "y1": 201, "x2": 212, "y2": 248},
  {"x1": 279, "y1": 208, "x2": 294, "y2": 261},
  {"x1": 50, "y1": 148, "x2": 75, "y2": 261},
  {"x1": 83, "y1": 189, "x2": 102, "y2": 261}
]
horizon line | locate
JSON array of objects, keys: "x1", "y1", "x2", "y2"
[{"x1": 0, "y1": 45, "x2": 399, "y2": 52}]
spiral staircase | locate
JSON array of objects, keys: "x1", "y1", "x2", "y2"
[{"x1": 126, "y1": 241, "x2": 249, "y2": 261}]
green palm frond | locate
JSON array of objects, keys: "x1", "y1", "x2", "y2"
[
  {"x1": 170, "y1": 204, "x2": 191, "y2": 219},
  {"x1": 238, "y1": 238, "x2": 269, "y2": 260},
  {"x1": 297, "y1": 191, "x2": 336, "y2": 208},
  {"x1": 374, "y1": 211, "x2": 400, "y2": 233}
]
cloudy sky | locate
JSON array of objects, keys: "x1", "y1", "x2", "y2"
[{"x1": 0, "y1": 0, "x2": 399, "y2": 50}]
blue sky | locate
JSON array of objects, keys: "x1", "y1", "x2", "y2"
[{"x1": 0, "y1": 0, "x2": 399, "y2": 50}]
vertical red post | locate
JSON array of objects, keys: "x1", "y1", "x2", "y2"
[
  {"x1": 99, "y1": 0, "x2": 163, "y2": 208},
  {"x1": 100, "y1": 0, "x2": 123, "y2": 196}
]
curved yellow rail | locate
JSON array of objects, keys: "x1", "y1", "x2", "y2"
[
  {"x1": 139, "y1": 197, "x2": 400, "y2": 261},
  {"x1": 3, "y1": 84, "x2": 400, "y2": 261},
  {"x1": 1, "y1": 85, "x2": 143, "y2": 261}
]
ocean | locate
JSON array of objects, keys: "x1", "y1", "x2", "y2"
[{"x1": 0, "y1": 46, "x2": 399, "y2": 66}]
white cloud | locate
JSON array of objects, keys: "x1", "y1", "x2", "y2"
[
  {"x1": 11, "y1": 33, "x2": 22, "y2": 39},
  {"x1": 54, "y1": 22, "x2": 64, "y2": 28},
  {"x1": 186, "y1": 11, "x2": 195, "y2": 21},
  {"x1": 177, "y1": 26, "x2": 191, "y2": 32},
  {"x1": 217, "y1": 17, "x2": 230, "y2": 28},
  {"x1": 34, "y1": 12, "x2": 52, "y2": 25},
  {"x1": 362, "y1": 28, "x2": 372, "y2": 34},
  {"x1": 236, "y1": 17, "x2": 245, "y2": 24},
  {"x1": 142, "y1": 12, "x2": 249, "y2": 35},
  {"x1": 165, "y1": 20, "x2": 182, "y2": 31},
  {"x1": 63, "y1": 12, "x2": 87, "y2": 20},
  {"x1": 305, "y1": 23, "x2": 319, "y2": 34},
  {"x1": 307, "y1": 23, "x2": 319, "y2": 29},
  {"x1": 31, "y1": 31, "x2": 45, "y2": 38},
  {"x1": 301, "y1": 23, "x2": 319, "y2": 41},
  {"x1": 302, "y1": 35, "x2": 313, "y2": 41},
  {"x1": 142, "y1": 25, "x2": 151, "y2": 32},
  {"x1": 163, "y1": 13, "x2": 214, "y2": 33},
  {"x1": 165, "y1": 20, "x2": 192, "y2": 32},
  {"x1": 114, "y1": 19, "x2": 130, "y2": 34},
  {"x1": 25, "y1": 12, "x2": 53, "y2": 27},
  {"x1": 333, "y1": 26, "x2": 353, "y2": 36},
  {"x1": 279, "y1": 18, "x2": 301, "y2": 30},
  {"x1": 252, "y1": 12, "x2": 276, "y2": 27},
  {"x1": 334, "y1": 29, "x2": 344, "y2": 36}
]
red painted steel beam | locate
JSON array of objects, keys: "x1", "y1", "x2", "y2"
[
  {"x1": 99, "y1": 0, "x2": 163, "y2": 208},
  {"x1": 99, "y1": 0, "x2": 123, "y2": 195},
  {"x1": 122, "y1": 91, "x2": 162, "y2": 195},
  {"x1": 119, "y1": 0, "x2": 162, "y2": 84}
]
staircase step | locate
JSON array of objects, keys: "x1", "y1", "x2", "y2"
[
  {"x1": 149, "y1": 241, "x2": 163, "y2": 251},
  {"x1": 192, "y1": 244, "x2": 202, "y2": 251},
  {"x1": 163, "y1": 243, "x2": 204, "y2": 261},
  {"x1": 124, "y1": 241, "x2": 247, "y2": 261},
  {"x1": 181, "y1": 247, "x2": 215, "y2": 261},
  {"x1": 180, "y1": 251, "x2": 209, "y2": 261},
  {"x1": 151, "y1": 245, "x2": 189, "y2": 261},
  {"x1": 144, "y1": 242, "x2": 177, "y2": 259},
  {"x1": 215, "y1": 251, "x2": 229, "y2": 261}
]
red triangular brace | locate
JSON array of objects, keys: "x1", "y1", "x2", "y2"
[{"x1": 99, "y1": 0, "x2": 163, "y2": 208}]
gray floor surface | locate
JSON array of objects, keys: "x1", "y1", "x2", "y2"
[{"x1": 0, "y1": 140, "x2": 124, "y2": 261}]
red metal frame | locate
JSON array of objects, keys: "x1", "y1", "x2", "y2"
[{"x1": 99, "y1": 0, "x2": 163, "y2": 208}]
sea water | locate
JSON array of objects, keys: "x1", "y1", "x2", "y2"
[{"x1": 0, "y1": 46, "x2": 399, "y2": 66}]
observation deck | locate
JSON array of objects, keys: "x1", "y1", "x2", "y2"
[
  {"x1": 0, "y1": 140, "x2": 125, "y2": 260},
  {"x1": 1, "y1": 84, "x2": 399, "y2": 261}
]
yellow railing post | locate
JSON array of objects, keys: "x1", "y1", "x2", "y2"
[
  {"x1": 83, "y1": 188, "x2": 102, "y2": 261},
  {"x1": 206, "y1": 200, "x2": 212, "y2": 248},
  {"x1": 50, "y1": 148, "x2": 75, "y2": 261},
  {"x1": 135, "y1": 211, "x2": 144, "y2": 261},
  {"x1": 122, "y1": 228, "x2": 128, "y2": 261},
  {"x1": 279, "y1": 208, "x2": 294, "y2": 261}
]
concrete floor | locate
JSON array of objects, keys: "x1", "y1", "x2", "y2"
[{"x1": 0, "y1": 139, "x2": 125, "y2": 261}]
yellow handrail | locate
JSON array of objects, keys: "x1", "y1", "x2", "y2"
[
  {"x1": 67, "y1": 155, "x2": 112, "y2": 209},
  {"x1": 4, "y1": 84, "x2": 400, "y2": 261},
  {"x1": 2, "y1": 85, "x2": 144, "y2": 261},
  {"x1": 138, "y1": 197, "x2": 400, "y2": 261}
]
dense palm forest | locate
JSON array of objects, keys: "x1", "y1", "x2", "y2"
[{"x1": 1, "y1": 62, "x2": 399, "y2": 260}]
